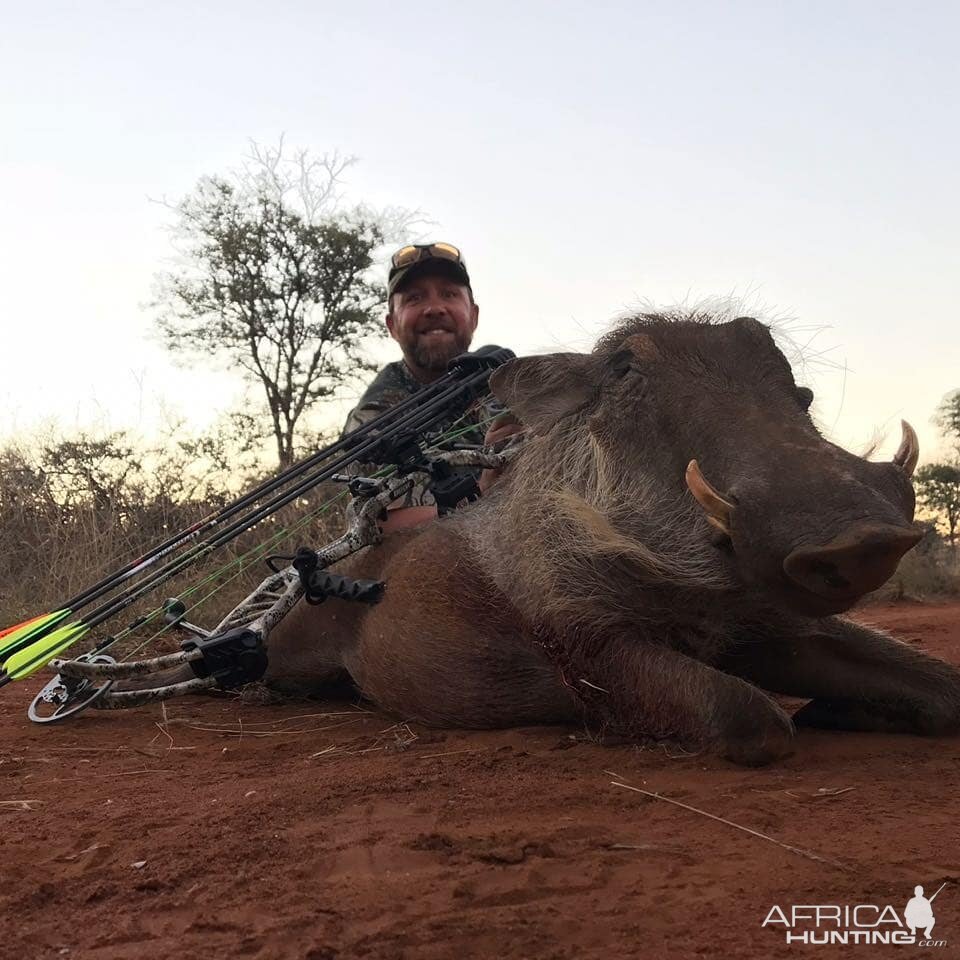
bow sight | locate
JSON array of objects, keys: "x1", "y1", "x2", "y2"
[{"x1": 5, "y1": 345, "x2": 517, "y2": 723}]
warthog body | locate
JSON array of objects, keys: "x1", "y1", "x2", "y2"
[{"x1": 261, "y1": 313, "x2": 960, "y2": 764}]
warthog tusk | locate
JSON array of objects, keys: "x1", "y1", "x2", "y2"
[
  {"x1": 686, "y1": 460, "x2": 734, "y2": 535},
  {"x1": 892, "y1": 420, "x2": 919, "y2": 478}
]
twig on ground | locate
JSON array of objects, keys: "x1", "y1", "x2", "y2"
[
  {"x1": 229, "y1": 710, "x2": 370, "y2": 725},
  {"x1": 610, "y1": 779, "x2": 847, "y2": 870},
  {"x1": 154, "y1": 721, "x2": 175, "y2": 750},
  {"x1": 784, "y1": 786, "x2": 856, "y2": 801},
  {"x1": 311, "y1": 720, "x2": 420, "y2": 759},
  {"x1": 605, "y1": 842, "x2": 667, "y2": 851},
  {"x1": 386, "y1": 721, "x2": 419, "y2": 752},
  {"x1": 157, "y1": 709, "x2": 367, "y2": 728},
  {"x1": 0, "y1": 799, "x2": 42, "y2": 810},
  {"x1": 40, "y1": 769, "x2": 172, "y2": 784},
  {"x1": 183, "y1": 718, "x2": 361, "y2": 737},
  {"x1": 149, "y1": 702, "x2": 176, "y2": 749}
]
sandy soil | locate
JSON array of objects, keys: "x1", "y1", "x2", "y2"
[{"x1": 2, "y1": 601, "x2": 959, "y2": 960}]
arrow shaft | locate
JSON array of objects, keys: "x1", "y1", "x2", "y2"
[
  {"x1": 3, "y1": 361, "x2": 501, "y2": 680},
  {"x1": 0, "y1": 372, "x2": 469, "y2": 661},
  {"x1": 69, "y1": 375, "x2": 481, "y2": 636}
]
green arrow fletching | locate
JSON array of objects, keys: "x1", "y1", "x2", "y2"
[
  {"x1": 3, "y1": 622, "x2": 90, "y2": 681},
  {"x1": 0, "y1": 610, "x2": 71, "y2": 663}
]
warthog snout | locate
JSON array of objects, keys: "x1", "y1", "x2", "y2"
[
  {"x1": 683, "y1": 414, "x2": 923, "y2": 614},
  {"x1": 783, "y1": 523, "x2": 923, "y2": 602}
]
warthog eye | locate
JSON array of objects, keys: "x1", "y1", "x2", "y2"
[
  {"x1": 609, "y1": 350, "x2": 650, "y2": 384},
  {"x1": 609, "y1": 349, "x2": 635, "y2": 377},
  {"x1": 796, "y1": 386, "x2": 814, "y2": 411}
]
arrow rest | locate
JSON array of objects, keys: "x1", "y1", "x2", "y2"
[{"x1": 182, "y1": 627, "x2": 268, "y2": 689}]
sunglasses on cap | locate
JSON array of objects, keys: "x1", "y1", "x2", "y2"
[{"x1": 390, "y1": 242, "x2": 463, "y2": 270}]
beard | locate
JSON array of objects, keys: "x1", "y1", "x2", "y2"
[{"x1": 408, "y1": 329, "x2": 474, "y2": 372}]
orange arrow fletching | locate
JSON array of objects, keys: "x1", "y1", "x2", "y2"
[
  {"x1": 0, "y1": 610, "x2": 71, "y2": 663},
  {"x1": 0, "y1": 612, "x2": 57, "y2": 641}
]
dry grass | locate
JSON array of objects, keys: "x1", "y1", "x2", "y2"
[
  {"x1": 0, "y1": 429, "x2": 346, "y2": 652},
  {"x1": 309, "y1": 720, "x2": 421, "y2": 761}
]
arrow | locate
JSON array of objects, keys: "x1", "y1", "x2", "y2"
[
  {"x1": 0, "y1": 347, "x2": 511, "y2": 683},
  {"x1": 0, "y1": 365, "x2": 477, "y2": 669}
]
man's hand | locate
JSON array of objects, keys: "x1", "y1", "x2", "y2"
[
  {"x1": 379, "y1": 505, "x2": 439, "y2": 535},
  {"x1": 478, "y1": 413, "x2": 525, "y2": 494},
  {"x1": 379, "y1": 414, "x2": 525, "y2": 533},
  {"x1": 484, "y1": 412, "x2": 525, "y2": 447}
]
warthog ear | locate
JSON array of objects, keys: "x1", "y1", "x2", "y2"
[{"x1": 488, "y1": 353, "x2": 602, "y2": 434}]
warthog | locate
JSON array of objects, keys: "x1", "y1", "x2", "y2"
[{"x1": 263, "y1": 312, "x2": 960, "y2": 764}]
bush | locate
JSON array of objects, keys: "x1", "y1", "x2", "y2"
[
  {"x1": 0, "y1": 424, "x2": 345, "y2": 654},
  {"x1": 874, "y1": 522, "x2": 960, "y2": 602}
]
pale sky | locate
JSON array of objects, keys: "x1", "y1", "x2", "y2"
[{"x1": 1, "y1": 1, "x2": 957, "y2": 464}]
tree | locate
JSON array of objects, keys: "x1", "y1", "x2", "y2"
[
  {"x1": 936, "y1": 388, "x2": 960, "y2": 456},
  {"x1": 915, "y1": 463, "x2": 960, "y2": 548},
  {"x1": 155, "y1": 142, "x2": 416, "y2": 467},
  {"x1": 40, "y1": 433, "x2": 142, "y2": 513}
]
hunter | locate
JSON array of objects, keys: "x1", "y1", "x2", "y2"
[{"x1": 342, "y1": 242, "x2": 520, "y2": 533}]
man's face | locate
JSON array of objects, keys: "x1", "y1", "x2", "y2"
[{"x1": 386, "y1": 272, "x2": 479, "y2": 379}]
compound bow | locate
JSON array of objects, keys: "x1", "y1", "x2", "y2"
[{"x1": 1, "y1": 345, "x2": 517, "y2": 724}]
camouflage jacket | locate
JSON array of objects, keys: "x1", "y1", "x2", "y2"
[{"x1": 341, "y1": 360, "x2": 500, "y2": 508}]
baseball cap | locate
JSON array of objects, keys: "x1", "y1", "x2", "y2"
[{"x1": 387, "y1": 242, "x2": 472, "y2": 299}]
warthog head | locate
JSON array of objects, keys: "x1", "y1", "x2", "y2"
[{"x1": 489, "y1": 313, "x2": 920, "y2": 617}]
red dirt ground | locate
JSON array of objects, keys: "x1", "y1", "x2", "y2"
[{"x1": 2, "y1": 602, "x2": 959, "y2": 960}]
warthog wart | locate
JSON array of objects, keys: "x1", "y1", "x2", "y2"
[{"x1": 256, "y1": 312, "x2": 960, "y2": 764}]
